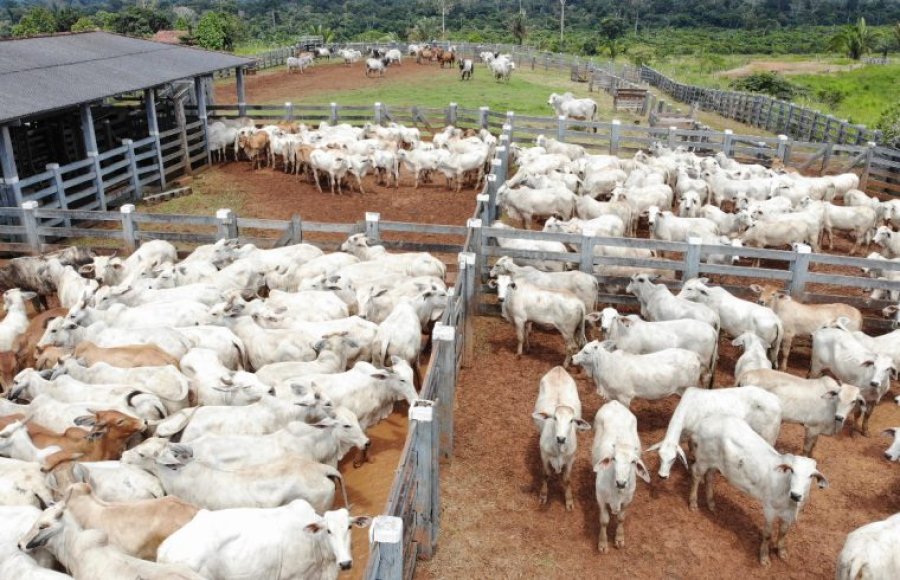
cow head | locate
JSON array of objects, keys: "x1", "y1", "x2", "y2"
[
  {"x1": 859, "y1": 355, "x2": 896, "y2": 389},
  {"x1": 749, "y1": 283, "x2": 784, "y2": 307},
  {"x1": 532, "y1": 404, "x2": 590, "y2": 450},
  {"x1": 775, "y1": 455, "x2": 827, "y2": 505},
  {"x1": 18, "y1": 499, "x2": 67, "y2": 552},
  {"x1": 647, "y1": 439, "x2": 688, "y2": 479},
  {"x1": 594, "y1": 442, "x2": 651, "y2": 492},
  {"x1": 822, "y1": 383, "x2": 865, "y2": 430},
  {"x1": 303, "y1": 508, "x2": 372, "y2": 572}
]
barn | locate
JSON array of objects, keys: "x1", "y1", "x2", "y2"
[{"x1": 0, "y1": 31, "x2": 252, "y2": 211}]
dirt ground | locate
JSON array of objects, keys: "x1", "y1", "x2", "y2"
[
  {"x1": 196, "y1": 161, "x2": 477, "y2": 226},
  {"x1": 214, "y1": 61, "x2": 442, "y2": 106},
  {"x1": 419, "y1": 316, "x2": 900, "y2": 579},
  {"x1": 720, "y1": 60, "x2": 864, "y2": 79}
]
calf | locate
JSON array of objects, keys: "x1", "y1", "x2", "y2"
[
  {"x1": 490, "y1": 255, "x2": 597, "y2": 313},
  {"x1": 689, "y1": 415, "x2": 827, "y2": 566},
  {"x1": 532, "y1": 367, "x2": 590, "y2": 511},
  {"x1": 238, "y1": 131, "x2": 269, "y2": 170},
  {"x1": 73, "y1": 341, "x2": 180, "y2": 369},
  {"x1": 30, "y1": 410, "x2": 146, "y2": 465},
  {"x1": 751, "y1": 283, "x2": 862, "y2": 370},
  {"x1": 494, "y1": 275, "x2": 586, "y2": 367},
  {"x1": 591, "y1": 401, "x2": 649, "y2": 553},
  {"x1": 732, "y1": 332, "x2": 773, "y2": 381},
  {"x1": 626, "y1": 274, "x2": 720, "y2": 331},
  {"x1": 458, "y1": 58, "x2": 474, "y2": 80},
  {"x1": 573, "y1": 341, "x2": 702, "y2": 408}
]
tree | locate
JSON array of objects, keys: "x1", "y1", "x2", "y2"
[
  {"x1": 559, "y1": 0, "x2": 566, "y2": 44},
  {"x1": 195, "y1": 11, "x2": 241, "y2": 50},
  {"x1": 111, "y1": 6, "x2": 171, "y2": 36},
  {"x1": 510, "y1": 10, "x2": 527, "y2": 46},
  {"x1": 308, "y1": 24, "x2": 336, "y2": 44},
  {"x1": 408, "y1": 17, "x2": 439, "y2": 42},
  {"x1": 827, "y1": 17, "x2": 875, "y2": 59},
  {"x1": 875, "y1": 101, "x2": 900, "y2": 147},
  {"x1": 894, "y1": 22, "x2": 900, "y2": 48},
  {"x1": 70, "y1": 16, "x2": 98, "y2": 32},
  {"x1": 12, "y1": 7, "x2": 56, "y2": 36},
  {"x1": 599, "y1": 16, "x2": 626, "y2": 60}
]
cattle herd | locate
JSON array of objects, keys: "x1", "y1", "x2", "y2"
[
  {"x1": 487, "y1": 128, "x2": 900, "y2": 575},
  {"x1": 207, "y1": 118, "x2": 498, "y2": 196},
  {"x1": 0, "y1": 232, "x2": 450, "y2": 578}
]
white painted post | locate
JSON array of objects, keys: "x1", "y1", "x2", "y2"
[
  {"x1": 433, "y1": 323, "x2": 457, "y2": 461},
  {"x1": 374, "y1": 102, "x2": 383, "y2": 125},
  {"x1": 194, "y1": 76, "x2": 211, "y2": 167},
  {"x1": 81, "y1": 104, "x2": 107, "y2": 210},
  {"x1": 235, "y1": 67, "x2": 247, "y2": 117},
  {"x1": 0, "y1": 125, "x2": 23, "y2": 207},
  {"x1": 216, "y1": 208, "x2": 237, "y2": 240},
  {"x1": 20, "y1": 200, "x2": 40, "y2": 254},
  {"x1": 776, "y1": 134, "x2": 789, "y2": 161},
  {"x1": 579, "y1": 228, "x2": 596, "y2": 273},
  {"x1": 479, "y1": 106, "x2": 489, "y2": 129},
  {"x1": 668, "y1": 126, "x2": 678, "y2": 149},
  {"x1": 410, "y1": 399, "x2": 435, "y2": 558},
  {"x1": 860, "y1": 142, "x2": 877, "y2": 191},
  {"x1": 458, "y1": 251, "x2": 476, "y2": 368},
  {"x1": 557, "y1": 115, "x2": 567, "y2": 142},
  {"x1": 123, "y1": 139, "x2": 142, "y2": 200},
  {"x1": 284, "y1": 102, "x2": 293, "y2": 121},
  {"x1": 370, "y1": 516, "x2": 403, "y2": 579},
  {"x1": 143, "y1": 89, "x2": 166, "y2": 189},
  {"x1": 505, "y1": 111, "x2": 515, "y2": 132},
  {"x1": 609, "y1": 119, "x2": 621, "y2": 155},
  {"x1": 119, "y1": 204, "x2": 136, "y2": 253},
  {"x1": 365, "y1": 211, "x2": 381, "y2": 242},
  {"x1": 448, "y1": 102, "x2": 458, "y2": 126},
  {"x1": 722, "y1": 129, "x2": 734, "y2": 157},
  {"x1": 330, "y1": 102, "x2": 339, "y2": 124},
  {"x1": 683, "y1": 237, "x2": 702, "y2": 283},
  {"x1": 788, "y1": 243, "x2": 811, "y2": 297}
]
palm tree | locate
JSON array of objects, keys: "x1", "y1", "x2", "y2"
[
  {"x1": 408, "y1": 18, "x2": 439, "y2": 43},
  {"x1": 827, "y1": 17, "x2": 875, "y2": 60},
  {"x1": 308, "y1": 24, "x2": 336, "y2": 44},
  {"x1": 510, "y1": 10, "x2": 527, "y2": 46}
]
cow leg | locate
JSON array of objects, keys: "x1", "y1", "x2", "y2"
[
  {"x1": 563, "y1": 459, "x2": 575, "y2": 511},
  {"x1": 704, "y1": 470, "x2": 716, "y2": 512},
  {"x1": 356, "y1": 175, "x2": 365, "y2": 195},
  {"x1": 759, "y1": 518, "x2": 774, "y2": 566},
  {"x1": 861, "y1": 404, "x2": 875, "y2": 437},
  {"x1": 598, "y1": 502, "x2": 610, "y2": 553},
  {"x1": 779, "y1": 333, "x2": 794, "y2": 371},
  {"x1": 538, "y1": 456, "x2": 551, "y2": 505},
  {"x1": 614, "y1": 508, "x2": 627, "y2": 549},
  {"x1": 515, "y1": 321, "x2": 526, "y2": 358},
  {"x1": 802, "y1": 428, "x2": 818, "y2": 456},
  {"x1": 776, "y1": 519, "x2": 792, "y2": 561},
  {"x1": 689, "y1": 464, "x2": 704, "y2": 511},
  {"x1": 312, "y1": 169, "x2": 323, "y2": 193}
]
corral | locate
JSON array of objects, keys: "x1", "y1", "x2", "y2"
[{"x1": 0, "y1": 38, "x2": 899, "y2": 580}]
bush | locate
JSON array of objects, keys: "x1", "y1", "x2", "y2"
[
  {"x1": 815, "y1": 87, "x2": 846, "y2": 111},
  {"x1": 731, "y1": 71, "x2": 805, "y2": 100},
  {"x1": 876, "y1": 101, "x2": 900, "y2": 147}
]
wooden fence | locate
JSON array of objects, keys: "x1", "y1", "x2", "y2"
[{"x1": 640, "y1": 66, "x2": 883, "y2": 146}]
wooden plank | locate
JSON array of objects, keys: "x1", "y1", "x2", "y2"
[
  {"x1": 35, "y1": 226, "x2": 122, "y2": 239},
  {"x1": 135, "y1": 230, "x2": 218, "y2": 243}
]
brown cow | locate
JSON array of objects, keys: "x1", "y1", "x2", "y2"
[
  {"x1": 22, "y1": 410, "x2": 147, "y2": 468},
  {"x1": 238, "y1": 131, "x2": 270, "y2": 170},
  {"x1": 0, "y1": 351, "x2": 15, "y2": 394},
  {"x1": 73, "y1": 341, "x2": 180, "y2": 369},
  {"x1": 438, "y1": 51, "x2": 456, "y2": 68},
  {"x1": 62, "y1": 482, "x2": 199, "y2": 560},
  {"x1": 35, "y1": 345, "x2": 72, "y2": 370},
  {"x1": 13, "y1": 307, "x2": 68, "y2": 372}
]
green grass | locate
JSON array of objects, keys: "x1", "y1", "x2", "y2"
[
  {"x1": 790, "y1": 64, "x2": 900, "y2": 125},
  {"x1": 233, "y1": 41, "x2": 287, "y2": 56},
  {"x1": 137, "y1": 173, "x2": 247, "y2": 216}
]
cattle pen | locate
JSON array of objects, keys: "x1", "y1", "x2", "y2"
[{"x1": 0, "y1": 92, "x2": 899, "y2": 578}]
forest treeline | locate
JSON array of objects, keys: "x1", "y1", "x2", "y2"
[{"x1": 2, "y1": 0, "x2": 900, "y2": 56}]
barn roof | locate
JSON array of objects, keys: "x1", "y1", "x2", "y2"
[{"x1": 0, "y1": 31, "x2": 251, "y2": 124}]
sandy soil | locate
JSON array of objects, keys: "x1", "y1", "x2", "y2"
[
  {"x1": 418, "y1": 315, "x2": 900, "y2": 579},
  {"x1": 720, "y1": 60, "x2": 864, "y2": 79}
]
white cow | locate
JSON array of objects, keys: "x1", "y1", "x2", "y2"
[{"x1": 836, "y1": 513, "x2": 900, "y2": 579}]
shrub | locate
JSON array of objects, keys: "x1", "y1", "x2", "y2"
[
  {"x1": 876, "y1": 101, "x2": 900, "y2": 147},
  {"x1": 731, "y1": 71, "x2": 805, "y2": 100}
]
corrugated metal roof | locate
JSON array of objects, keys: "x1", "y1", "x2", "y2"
[{"x1": 0, "y1": 32, "x2": 252, "y2": 124}]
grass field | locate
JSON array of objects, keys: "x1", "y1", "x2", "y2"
[{"x1": 654, "y1": 54, "x2": 899, "y2": 126}]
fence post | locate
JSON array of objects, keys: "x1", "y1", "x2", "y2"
[
  {"x1": 235, "y1": 67, "x2": 247, "y2": 117},
  {"x1": 175, "y1": 98, "x2": 192, "y2": 177},
  {"x1": 459, "y1": 251, "x2": 476, "y2": 368},
  {"x1": 785, "y1": 103, "x2": 796, "y2": 136},
  {"x1": 433, "y1": 323, "x2": 457, "y2": 462},
  {"x1": 216, "y1": 208, "x2": 238, "y2": 240},
  {"x1": 506, "y1": 111, "x2": 515, "y2": 134},
  {"x1": 682, "y1": 237, "x2": 702, "y2": 283},
  {"x1": 860, "y1": 142, "x2": 877, "y2": 192},
  {"x1": 476, "y1": 193, "x2": 490, "y2": 225},
  {"x1": 21, "y1": 201, "x2": 41, "y2": 255},
  {"x1": 144, "y1": 88, "x2": 167, "y2": 189},
  {"x1": 776, "y1": 134, "x2": 789, "y2": 162},
  {"x1": 557, "y1": 116, "x2": 567, "y2": 142},
  {"x1": 579, "y1": 230, "x2": 595, "y2": 274},
  {"x1": 374, "y1": 102, "x2": 383, "y2": 126},
  {"x1": 330, "y1": 102, "x2": 339, "y2": 124},
  {"x1": 194, "y1": 76, "x2": 211, "y2": 167},
  {"x1": 410, "y1": 399, "x2": 436, "y2": 559},
  {"x1": 722, "y1": 129, "x2": 734, "y2": 157},
  {"x1": 122, "y1": 139, "x2": 142, "y2": 200},
  {"x1": 119, "y1": 203, "x2": 137, "y2": 253},
  {"x1": 284, "y1": 102, "x2": 293, "y2": 121},
  {"x1": 46, "y1": 163, "x2": 71, "y2": 228},
  {"x1": 448, "y1": 102, "x2": 458, "y2": 126},
  {"x1": 365, "y1": 211, "x2": 381, "y2": 242},
  {"x1": 486, "y1": 173, "x2": 500, "y2": 224},
  {"x1": 609, "y1": 119, "x2": 621, "y2": 155},
  {"x1": 370, "y1": 516, "x2": 403, "y2": 580},
  {"x1": 289, "y1": 214, "x2": 303, "y2": 243},
  {"x1": 788, "y1": 243, "x2": 811, "y2": 298},
  {"x1": 479, "y1": 106, "x2": 489, "y2": 130},
  {"x1": 667, "y1": 126, "x2": 677, "y2": 149}
]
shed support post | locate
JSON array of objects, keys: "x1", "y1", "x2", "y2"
[
  {"x1": 0, "y1": 125, "x2": 23, "y2": 207},
  {"x1": 216, "y1": 208, "x2": 238, "y2": 240},
  {"x1": 174, "y1": 98, "x2": 192, "y2": 177},
  {"x1": 365, "y1": 212, "x2": 381, "y2": 242},
  {"x1": 411, "y1": 400, "x2": 436, "y2": 558},
  {"x1": 21, "y1": 201, "x2": 41, "y2": 254},
  {"x1": 459, "y1": 251, "x2": 476, "y2": 368},
  {"x1": 194, "y1": 76, "x2": 211, "y2": 167},
  {"x1": 433, "y1": 323, "x2": 457, "y2": 462},
  {"x1": 683, "y1": 237, "x2": 702, "y2": 283},
  {"x1": 788, "y1": 243, "x2": 811, "y2": 298},
  {"x1": 371, "y1": 516, "x2": 403, "y2": 580},
  {"x1": 123, "y1": 139, "x2": 142, "y2": 200},
  {"x1": 235, "y1": 67, "x2": 247, "y2": 117},
  {"x1": 144, "y1": 89, "x2": 167, "y2": 189},
  {"x1": 47, "y1": 164, "x2": 70, "y2": 227},
  {"x1": 120, "y1": 204, "x2": 137, "y2": 253},
  {"x1": 81, "y1": 104, "x2": 107, "y2": 209}
]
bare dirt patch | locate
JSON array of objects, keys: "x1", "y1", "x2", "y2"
[
  {"x1": 719, "y1": 60, "x2": 864, "y2": 79},
  {"x1": 419, "y1": 316, "x2": 900, "y2": 579}
]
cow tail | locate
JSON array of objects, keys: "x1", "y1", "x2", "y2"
[
  {"x1": 578, "y1": 305, "x2": 587, "y2": 348},
  {"x1": 592, "y1": 102, "x2": 598, "y2": 133},
  {"x1": 233, "y1": 339, "x2": 250, "y2": 371},
  {"x1": 708, "y1": 333, "x2": 719, "y2": 389},
  {"x1": 326, "y1": 468, "x2": 351, "y2": 509},
  {"x1": 770, "y1": 319, "x2": 784, "y2": 368}
]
